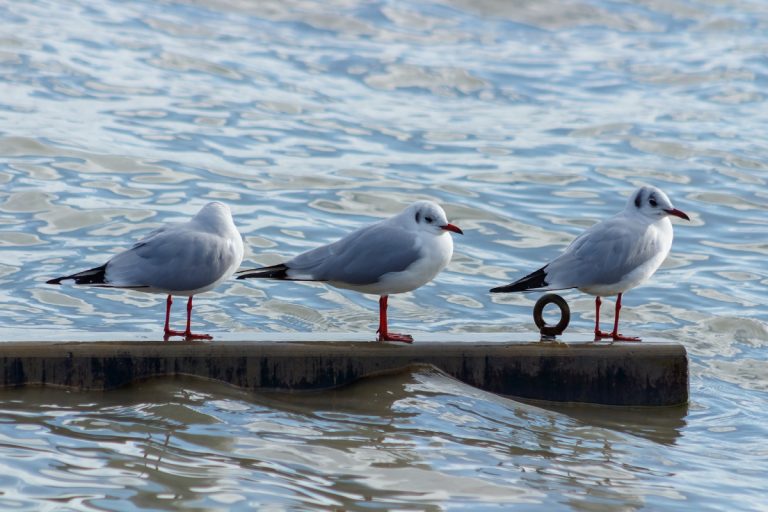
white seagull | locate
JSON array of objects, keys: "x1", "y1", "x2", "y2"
[
  {"x1": 237, "y1": 200, "x2": 463, "y2": 343},
  {"x1": 47, "y1": 202, "x2": 244, "y2": 341},
  {"x1": 490, "y1": 185, "x2": 690, "y2": 341}
]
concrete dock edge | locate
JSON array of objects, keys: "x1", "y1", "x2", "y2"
[{"x1": 0, "y1": 340, "x2": 689, "y2": 406}]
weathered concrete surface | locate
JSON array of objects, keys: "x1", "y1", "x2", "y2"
[{"x1": 0, "y1": 340, "x2": 688, "y2": 406}]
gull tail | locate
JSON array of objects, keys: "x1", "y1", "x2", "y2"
[
  {"x1": 47, "y1": 264, "x2": 108, "y2": 286},
  {"x1": 490, "y1": 266, "x2": 549, "y2": 293},
  {"x1": 236, "y1": 263, "x2": 289, "y2": 280}
]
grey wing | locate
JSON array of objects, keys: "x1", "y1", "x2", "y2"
[
  {"x1": 105, "y1": 227, "x2": 239, "y2": 292},
  {"x1": 286, "y1": 223, "x2": 421, "y2": 285},
  {"x1": 131, "y1": 226, "x2": 167, "y2": 247},
  {"x1": 545, "y1": 216, "x2": 656, "y2": 289}
]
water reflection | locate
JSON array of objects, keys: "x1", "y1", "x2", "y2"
[
  {"x1": 0, "y1": 370, "x2": 690, "y2": 509},
  {"x1": 265, "y1": 368, "x2": 690, "y2": 507},
  {"x1": 527, "y1": 400, "x2": 688, "y2": 446}
]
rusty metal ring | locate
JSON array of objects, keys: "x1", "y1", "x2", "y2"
[{"x1": 533, "y1": 294, "x2": 570, "y2": 337}]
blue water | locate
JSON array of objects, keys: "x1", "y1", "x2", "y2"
[{"x1": 1, "y1": 0, "x2": 767, "y2": 509}]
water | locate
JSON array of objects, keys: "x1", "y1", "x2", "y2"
[{"x1": 1, "y1": 0, "x2": 767, "y2": 509}]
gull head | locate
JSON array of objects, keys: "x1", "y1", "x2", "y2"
[
  {"x1": 197, "y1": 201, "x2": 231, "y2": 218},
  {"x1": 403, "y1": 200, "x2": 463, "y2": 236},
  {"x1": 193, "y1": 201, "x2": 236, "y2": 231},
  {"x1": 627, "y1": 186, "x2": 690, "y2": 221}
]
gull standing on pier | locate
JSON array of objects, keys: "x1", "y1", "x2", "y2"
[
  {"x1": 237, "y1": 200, "x2": 463, "y2": 343},
  {"x1": 490, "y1": 185, "x2": 690, "y2": 341},
  {"x1": 47, "y1": 202, "x2": 244, "y2": 341}
]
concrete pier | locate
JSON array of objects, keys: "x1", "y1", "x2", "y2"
[{"x1": 0, "y1": 338, "x2": 688, "y2": 406}]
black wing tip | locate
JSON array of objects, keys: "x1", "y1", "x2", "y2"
[
  {"x1": 489, "y1": 283, "x2": 533, "y2": 293},
  {"x1": 490, "y1": 266, "x2": 548, "y2": 294},
  {"x1": 236, "y1": 263, "x2": 289, "y2": 280},
  {"x1": 46, "y1": 264, "x2": 108, "y2": 286}
]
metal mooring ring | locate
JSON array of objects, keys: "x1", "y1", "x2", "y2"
[{"x1": 533, "y1": 294, "x2": 570, "y2": 338}]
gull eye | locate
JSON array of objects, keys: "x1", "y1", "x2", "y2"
[
  {"x1": 425, "y1": 216, "x2": 434, "y2": 223},
  {"x1": 649, "y1": 196, "x2": 658, "y2": 207}
]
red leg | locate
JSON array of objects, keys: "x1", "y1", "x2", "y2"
[
  {"x1": 183, "y1": 296, "x2": 212, "y2": 341},
  {"x1": 163, "y1": 295, "x2": 212, "y2": 341},
  {"x1": 377, "y1": 295, "x2": 387, "y2": 336},
  {"x1": 164, "y1": 295, "x2": 173, "y2": 334},
  {"x1": 376, "y1": 295, "x2": 413, "y2": 343},
  {"x1": 163, "y1": 295, "x2": 187, "y2": 340},
  {"x1": 594, "y1": 296, "x2": 613, "y2": 339},
  {"x1": 610, "y1": 293, "x2": 641, "y2": 342}
]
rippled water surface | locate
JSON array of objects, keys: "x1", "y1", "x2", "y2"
[{"x1": 1, "y1": 0, "x2": 768, "y2": 509}]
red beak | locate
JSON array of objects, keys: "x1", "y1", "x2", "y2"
[
  {"x1": 441, "y1": 223, "x2": 463, "y2": 235},
  {"x1": 664, "y1": 208, "x2": 690, "y2": 221}
]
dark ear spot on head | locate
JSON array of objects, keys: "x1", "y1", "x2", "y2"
[
  {"x1": 415, "y1": 211, "x2": 421, "y2": 223},
  {"x1": 634, "y1": 191, "x2": 642, "y2": 208}
]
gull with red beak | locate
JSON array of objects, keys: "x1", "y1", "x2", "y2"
[
  {"x1": 238, "y1": 200, "x2": 462, "y2": 343},
  {"x1": 490, "y1": 185, "x2": 690, "y2": 341}
]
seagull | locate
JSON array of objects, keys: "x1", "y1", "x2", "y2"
[
  {"x1": 47, "y1": 202, "x2": 244, "y2": 341},
  {"x1": 490, "y1": 185, "x2": 690, "y2": 341},
  {"x1": 237, "y1": 200, "x2": 463, "y2": 343}
]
